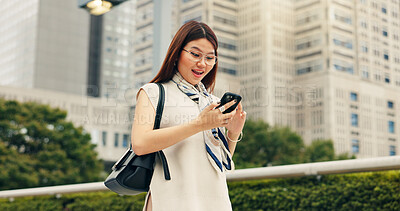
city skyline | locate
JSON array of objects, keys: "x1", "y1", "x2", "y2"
[{"x1": 0, "y1": 0, "x2": 398, "y2": 161}]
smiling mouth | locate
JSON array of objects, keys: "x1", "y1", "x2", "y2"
[{"x1": 192, "y1": 69, "x2": 204, "y2": 77}]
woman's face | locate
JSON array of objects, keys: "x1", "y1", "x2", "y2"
[{"x1": 177, "y1": 38, "x2": 216, "y2": 86}]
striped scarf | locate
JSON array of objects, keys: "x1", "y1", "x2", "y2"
[{"x1": 172, "y1": 72, "x2": 234, "y2": 173}]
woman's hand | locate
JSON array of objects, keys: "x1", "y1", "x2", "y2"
[
  {"x1": 225, "y1": 102, "x2": 246, "y2": 135},
  {"x1": 191, "y1": 101, "x2": 237, "y2": 131}
]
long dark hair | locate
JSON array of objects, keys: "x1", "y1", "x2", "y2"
[{"x1": 150, "y1": 21, "x2": 218, "y2": 92}]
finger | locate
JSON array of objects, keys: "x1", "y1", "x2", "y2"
[
  {"x1": 224, "y1": 100, "x2": 237, "y2": 110},
  {"x1": 222, "y1": 111, "x2": 236, "y2": 119},
  {"x1": 206, "y1": 102, "x2": 220, "y2": 111},
  {"x1": 237, "y1": 102, "x2": 243, "y2": 112},
  {"x1": 241, "y1": 111, "x2": 247, "y2": 119},
  {"x1": 217, "y1": 105, "x2": 226, "y2": 113}
]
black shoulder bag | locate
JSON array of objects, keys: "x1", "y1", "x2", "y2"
[{"x1": 104, "y1": 83, "x2": 171, "y2": 195}]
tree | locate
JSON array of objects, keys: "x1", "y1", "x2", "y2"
[
  {"x1": 303, "y1": 139, "x2": 355, "y2": 162},
  {"x1": 233, "y1": 120, "x2": 305, "y2": 168},
  {"x1": 303, "y1": 139, "x2": 335, "y2": 163},
  {"x1": 233, "y1": 120, "x2": 353, "y2": 169},
  {"x1": 0, "y1": 99, "x2": 103, "y2": 190}
]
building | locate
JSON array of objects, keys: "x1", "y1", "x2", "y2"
[
  {"x1": 238, "y1": 0, "x2": 399, "y2": 158},
  {"x1": 133, "y1": 0, "x2": 173, "y2": 91},
  {"x1": 95, "y1": 0, "x2": 137, "y2": 99},
  {"x1": 132, "y1": 0, "x2": 240, "y2": 100},
  {"x1": 293, "y1": 0, "x2": 400, "y2": 157},
  {"x1": 0, "y1": 0, "x2": 90, "y2": 95},
  {"x1": 238, "y1": 0, "x2": 296, "y2": 127}
]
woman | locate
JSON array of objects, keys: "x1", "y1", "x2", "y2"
[{"x1": 131, "y1": 21, "x2": 246, "y2": 211}]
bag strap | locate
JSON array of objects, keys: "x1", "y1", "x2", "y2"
[
  {"x1": 128, "y1": 83, "x2": 165, "y2": 149},
  {"x1": 154, "y1": 83, "x2": 171, "y2": 180},
  {"x1": 153, "y1": 83, "x2": 165, "y2": 130}
]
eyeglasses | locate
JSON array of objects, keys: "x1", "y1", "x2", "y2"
[{"x1": 182, "y1": 49, "x2": 217, "y2": 66}]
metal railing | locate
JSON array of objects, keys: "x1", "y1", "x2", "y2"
[{"x1": 1, "y1": 156, "x2": 399, "y2": 199}]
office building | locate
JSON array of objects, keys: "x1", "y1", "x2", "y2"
[
  {"x1": 238, "y1": 0, "x2": 399, "y2": 157},
  {"x1": 98, "y1": 0, "x2": 137, "y2": 101},
  {"x1": 0, "y1": 0, "x2": 90, "y2": 95}
]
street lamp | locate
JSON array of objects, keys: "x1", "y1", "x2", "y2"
[{"x1": 78, "y1": 0, "x2": 129, "y2": 15}]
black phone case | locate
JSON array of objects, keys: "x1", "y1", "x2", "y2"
[{"x1": 216, "y1": 92, "x2": 242, "y2": 114}]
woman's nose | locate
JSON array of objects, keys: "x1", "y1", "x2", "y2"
[{"x1": 197, "y1": 56, "x2": 207, "y2": 67}]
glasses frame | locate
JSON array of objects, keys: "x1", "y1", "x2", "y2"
[{"x1": 182, "y1": 49, "x2": 218, "y2": 66}]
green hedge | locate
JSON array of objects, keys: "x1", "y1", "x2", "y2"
[
  {"x1": 229, "y1": 170, "x2": 400, "y2": 210},
  {"x1": 1, "y1": 171, "x2": 399, "y2": 210}
]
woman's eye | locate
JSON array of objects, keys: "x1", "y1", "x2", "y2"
[
  {"x1": 190, "y1": 52, "x2": 201, "y2": 58},
  {"x1": 206, "y1": 56, "x2": 214, "y2": 60}
]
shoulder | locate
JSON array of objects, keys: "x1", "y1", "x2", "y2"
[
  {"x1": 140, "y1": 83, "x2": 159, "y2": 93},
  {"x1": 137, "y1": 81, "x2": 177, "y2": 100}
]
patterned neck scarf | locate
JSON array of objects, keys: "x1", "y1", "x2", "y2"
[{"x1": 172, "y1": 72, "x2": 233, "y2": 173}]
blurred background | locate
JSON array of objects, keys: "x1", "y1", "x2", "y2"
[{"x1": 0, "y1": 0, "x2": 399, "y2": 182}]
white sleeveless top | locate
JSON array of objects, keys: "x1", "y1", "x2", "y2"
[{"x1": 138, "y1": 81, "x2": 232, "y2": 211}]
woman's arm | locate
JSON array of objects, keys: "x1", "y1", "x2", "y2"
[
  {"x1": 225, "y1": 102, "x2": 246, "y2": 156},
  {"x1": 131, "y1": 89, "x2": 237, "y2": 155}
]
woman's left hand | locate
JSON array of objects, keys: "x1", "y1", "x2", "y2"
[{"x1": 225, "y1": 102, "x2": 246, "y2": 134}]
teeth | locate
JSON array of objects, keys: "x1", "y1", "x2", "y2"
[{"x1": 193, "y1": 70, "x2": 203, "y2": 74}]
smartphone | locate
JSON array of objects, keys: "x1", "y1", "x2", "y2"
[{"x1": 215, "y1": 92, "x2": 242, "y2": 114}]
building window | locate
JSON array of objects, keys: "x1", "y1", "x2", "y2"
[
  {"x1": 123, "y1": 134, "x2": 129, "y2": 148},
  {"x1": 114, "y1": 133, "x2": 119, "y2": 147},
  {"x1": 360, "y1": 20, "x2": 368, "y2": 28},
  {"x1": 102, "y1": 131, "x2": 107, "y2": 146},
  {"x1": 388, "y1": 121, "x2": 395, "y2": 133},
  {"x1": 296, "y1": 59, "x2": 323, "y2": 75},
  {"x1": 388, "y1": 101, "x2": 394, "y2": 109},
  {"x1": 384, "y1": 54, "x2": 389, "y2": 60},
  {"x1": 374, "y1": 72, "x2": 382, "y2": 81},
  {"x1": 352, "y1": 139, "x2": 359, "y2": 153},
  {"x1": 362, "y1": 71, "x2": 369, "y2": 78},
  {"x1": 220, "y1": 42, "x2": 237, "y2": 51},
  {"x1": 382, "y1": 7, "x2": 387, "y2": 14},
  {"x1": 361, "y1": 45, "x2": 368, "y2": 52},
  {"x1": 334, "y1": 12, "x2": 352, "y2": 25},
  {"x1": 390, "y1": 145, "x2": 396, "y2": 156},
  {"x1": 385, "y1": 76, "x2": 390, "y2": 83},
  {"x1": 333, "y1": 59, "x2": 354, "y2": 74},
  {"x1": 350, "y1": 92, "x2": 358, "y2": 101},
  {"x1": 351, "y1": 113, "x2": 359, "y2": 127},
  {"x1": 333, "y1": 37, "x2": 353, "y2": 49},
  {"x1": 361, "y1": 66, "x2": 369, "y2": 79},
  {"x1": 382, "y1": 30, "x2": 388, "y2": 37}
]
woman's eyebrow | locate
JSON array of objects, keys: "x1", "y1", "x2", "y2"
[{"x1": 189, "y1": 46, "x2": 214, "y2": 54}]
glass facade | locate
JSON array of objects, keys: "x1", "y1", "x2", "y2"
[
  {"x1": 390, "y1": 145, "x2": 396, "y2": 156},
  {"x1": 350, "y1": 92, "x2": 358, "y2": 101},
  {"x1": 102, "y1": 131, "x2": 107, "y2": 146},
  {"x1": 351, "y1": 113, "x2": 359, "y2": 127},
  {"x1": 388, "y1": 121, "x2": 395, "y2": 133},
  {"x1": 114, "y1": 133, "x2": 119, "y2": 147},
  {"x1": 123, "y1": 134, "x2": 129, "y2": 148},
  {"x1": 352, "y1": 139, "x2": 359, "y2": 153}
]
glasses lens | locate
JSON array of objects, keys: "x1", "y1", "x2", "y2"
[
  {"x1": 205, "y1": 56, "x2": 216, "y2": 65},
  {"x1": 189, "y1": 51, "x2": 201, "y2": 60},
  {"x1": 187, "y1": 50, "x2": 216, "y2": 65}
]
